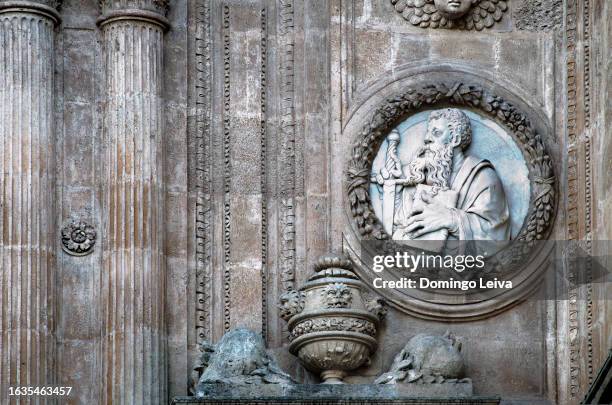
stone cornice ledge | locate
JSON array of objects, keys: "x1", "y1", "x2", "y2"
[
  {"x1": 0, "y1": 0, "x2": 62, "y2": 24},
  {"x1": 97, "y1": 0, "x2": 169, "y2": 30}
]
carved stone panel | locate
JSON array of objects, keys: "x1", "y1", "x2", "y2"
[{"x1": 342, "y1": 68, "x2": 556, "y2": 320}]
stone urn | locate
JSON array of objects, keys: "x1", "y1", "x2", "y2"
[{"x1": 279, "y1": 254, "x2": 386, "y2": 384}]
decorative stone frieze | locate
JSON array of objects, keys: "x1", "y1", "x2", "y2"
[
  {"x1": 279, "y1": 254, "x2": 386, "y2": 384},
  {"x1": 0, "y1": 0, "x2": 61, "y2": 401}
]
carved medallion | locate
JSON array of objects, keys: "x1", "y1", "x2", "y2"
[
  {"x1": 390, "y1": 0, "x2": 508, "y2": 30},
  {"x1": 370, "y1": 108, "x2": 528, "y2": 251},
  {"x1": 61, "y1": 220, "x2": 96, "y2": 256},
  {"x1": 344, "y1": 74, "x2": 557, "y2": 320}
]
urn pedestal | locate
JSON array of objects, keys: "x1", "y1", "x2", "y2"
[{"x1": 279, "y1": 254, "x2": 386, "y2": 384}]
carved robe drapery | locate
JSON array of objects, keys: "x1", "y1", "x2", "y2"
[{"x1": 393, "y1": 156, "x2": 511, "y2": 241}]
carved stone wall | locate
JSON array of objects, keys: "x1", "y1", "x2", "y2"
[{"x1": 0, "y1": 0, "x2": 609, "y2": 404}]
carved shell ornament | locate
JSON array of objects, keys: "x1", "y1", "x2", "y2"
[{"x1": 391, "y1": 0, "x2": 508, "y2": 30}]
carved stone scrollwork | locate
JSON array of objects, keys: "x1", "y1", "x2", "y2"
[
  {"x1": 390, "y1": 0, "x2": 508, "y2": 30},
  {"x1": 61, "y1": 220, "x2": 96, "y2": 257},
  {"x1": 289, "y1": 317, "x2": 377, "y2": 342}
]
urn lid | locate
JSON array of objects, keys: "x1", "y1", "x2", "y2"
[{"x1": 308, "y1": 254, "x2": 359, "y2": 282}]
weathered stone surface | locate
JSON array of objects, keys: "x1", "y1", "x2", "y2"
[
  {"x1": 193, "y1": 328, "x2": 294, "y2": 395},
  {"x1": 99, "y1": 2, "x2": 168, "y2": 403},
  {"x1": 0, "y1": 1, "x2": 60, "y2": 402},
  {"x1": 178, "y1": 384, "x2": 488, "y2": 403},
  {"x1": 376, "y1": 333, "x2": 466, "y2": 385},
  {"x1": 98, "y1": 0, "x2": 169, "y2": 15},
  {"x1": 0, "y1": 0, "x2": 609, "y2": 404}
]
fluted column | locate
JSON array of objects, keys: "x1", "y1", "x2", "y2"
[
  {"x1": 98, "y1": 1, "x2": 168, "y2": 404},
  {"x1": 0, "y1": 1, "x2": 60, "y2": 403}
]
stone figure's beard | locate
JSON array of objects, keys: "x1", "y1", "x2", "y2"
[{"x1": 404, "y1": 143, "x2": 454, "y2": 189}]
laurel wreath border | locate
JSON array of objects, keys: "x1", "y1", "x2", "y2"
[{"x1": 345, "y1": 82, "x2": 556, "y2": 260}]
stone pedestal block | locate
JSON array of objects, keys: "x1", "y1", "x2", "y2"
[{"x1": 175, "y1": 383, "x2": 496, "y2": 405}]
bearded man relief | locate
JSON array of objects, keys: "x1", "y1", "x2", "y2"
[{"x1": 371, "y1": 108, "x2": 511, "y2": 249}]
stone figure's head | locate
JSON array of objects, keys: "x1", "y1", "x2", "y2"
[
  {"x1": 425, "y1": 108, "x2": 472, "y2": 152},
  {"x1": 321, "y1": 283, "x2": 353, "y2": 309},
  {"x1": 403, "y1": 108, "x2": 472, "y2": 189},
  {"x1": 278, "y1": 289, "x2": 305, "y2": 321},
  {"x1": 433, "y1": 0, "x2": 476, "y2": 20}
]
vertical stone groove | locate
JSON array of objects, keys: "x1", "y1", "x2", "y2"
[
  {"x1": 100, "y1": 12, "x2": 167, "y2": 404},
  {"x1": 0, "y1": 4, "x2": 59, "y2": 403}
]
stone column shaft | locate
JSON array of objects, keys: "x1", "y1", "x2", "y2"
[
  {"x1": 0, "y1": 1, "x2": 60, "y2": 402},
  {"x1": 98, "y1": 2, "x2": 168, "y2": 404}
]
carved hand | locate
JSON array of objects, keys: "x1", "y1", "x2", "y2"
[{"x1": 402, "y1": 193, "x2": 458, "y2": 238}]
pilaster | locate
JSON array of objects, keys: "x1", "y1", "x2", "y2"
[
  {"x1": 0, "y1": 1, "x2": 61, "y2": 403},
  {"x1": 98, "y1": 1, "x2": 169, "y2": 403}
]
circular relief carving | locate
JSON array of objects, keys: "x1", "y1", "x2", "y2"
[
  {"x1": 390, "y1": 0, "x2": 508, "y2": 31},
  {"x1": 344, "y1": 80, "x2": 556, "y2": 320},
  {"x1": 61, "y1": 220, "x2": 96, "y2": 256}
]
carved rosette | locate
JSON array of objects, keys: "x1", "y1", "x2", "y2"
[
  {"x1": 279, "y1": 254, "x2": 386, "y2": 384},
  {"x1": 390, "y1": 0, "x2": 508, "y2": 30},
  {"x1": 61, "y1": 220, "x2": 96, "y2": 256}
]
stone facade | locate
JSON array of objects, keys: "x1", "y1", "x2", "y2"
[{"x1": 0, "y1": 0, "x2": 610, "y2": 404}]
